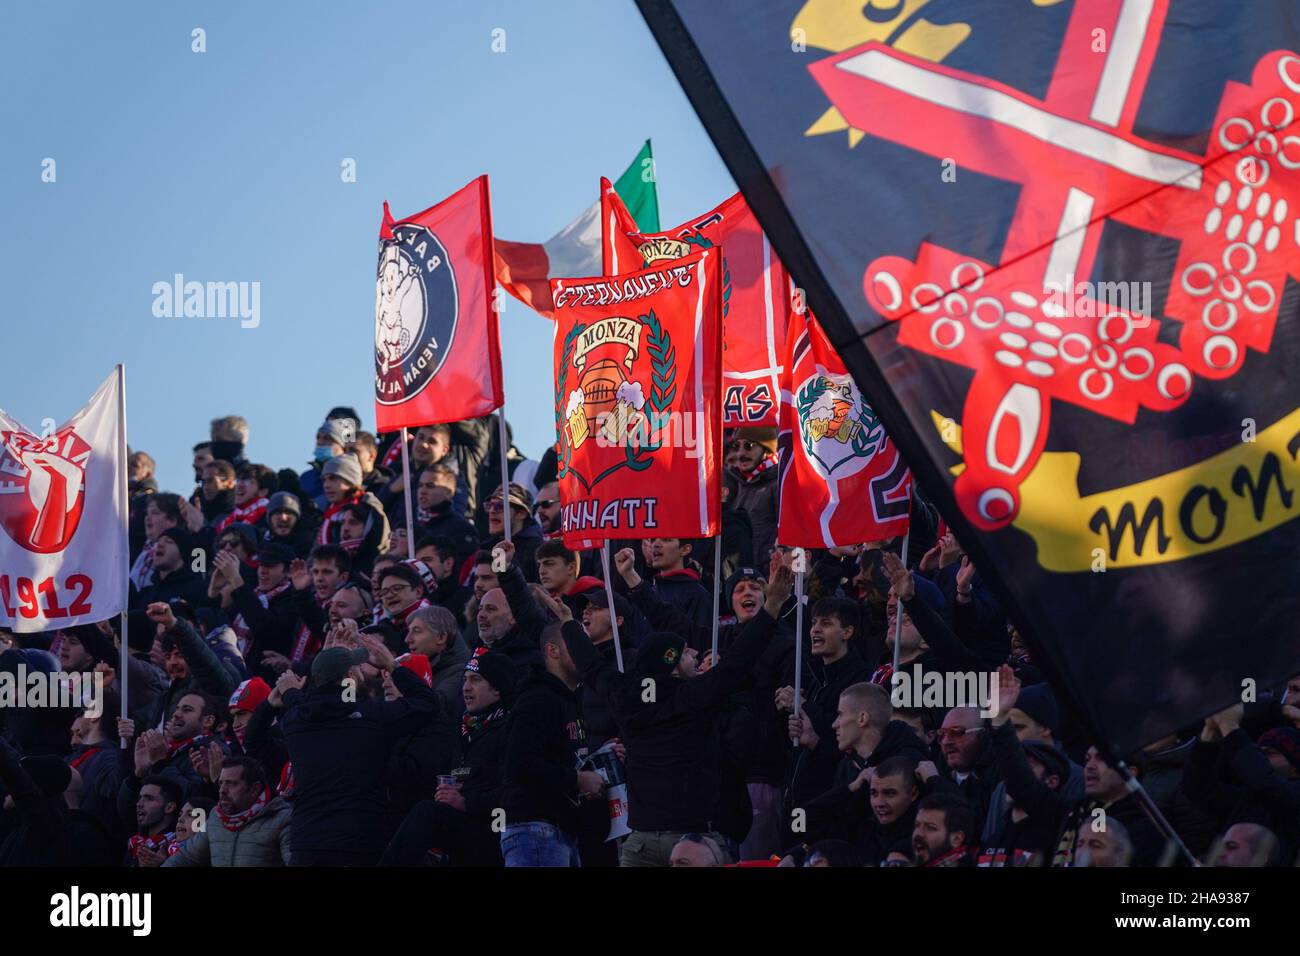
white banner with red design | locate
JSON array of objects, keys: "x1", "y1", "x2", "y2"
[{"x1": 0, "y1": 370, "x2": 127, "y2": 631}]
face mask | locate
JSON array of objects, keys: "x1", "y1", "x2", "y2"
[{"x1": 313, "y1": 445, "x2": 335, "y2": 463}]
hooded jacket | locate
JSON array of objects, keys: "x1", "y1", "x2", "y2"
[
  {"x1": 0, "y1": 738, "x2": 116, "y2": 867},
  {"x1": 500, "y1": 670, "x2": 588, "y2": 835},
  {"x1": 278, "y1": 665, "x2": 436, "y2": 860},
  {"x1": 562, "y1": 609, "x2": 779, "y2": 834}
]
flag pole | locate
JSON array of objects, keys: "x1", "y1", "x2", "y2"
[
  {"x1": 792, "y1": 563, "x2": 805, "y2": 748},
  {"x1": 398, "y1": 426, "x2": 415, "y2": 560},
  {"x1": 709, "y1": 536, "x2": 722, "y2": 663},
  {"x1": 891, "y1": 530, "x2": 911, "y2": 676},
  {"x1": 116, "y1": 364, "x2": 130, "y2": 748},
  {"x1": 496, "y1": 410, "x2": 512, "y2": 546},
  {"x1": 599, "y1": 543, "x2": 625, "y2": 673}
]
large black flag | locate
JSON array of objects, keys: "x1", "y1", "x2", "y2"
[{"x1": 636, "y1": 0, "x2": 1300, "y2": 754}]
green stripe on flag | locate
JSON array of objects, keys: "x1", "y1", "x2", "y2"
[{"x1": 613, "y1": 139, "x2": 660, "y2": 233}]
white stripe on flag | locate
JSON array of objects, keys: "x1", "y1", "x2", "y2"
[
  {"x1": 694, "y1": 254, "x2": 709, "y2": 536},
  {"x1": 762, "y1": 237, "x2": 780, "y2": 405},
  {"x1": 819, "y1": 475, "x2": 840, "y2": 548}
]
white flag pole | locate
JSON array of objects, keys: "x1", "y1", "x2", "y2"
[
  {"x1": 398, "y1": 426, "x2": 416, "y2": 560},
  {"x1": 891, "y1": 530, "x2": 912, "y2": 676},
  {"x1": 116, "y1": 364, "x2": 130, "y2": 748},
  {"x1": 496, "y1": 410, "x2": 512, "y2": 547},
  {"x1": 709, "y1": 537, "x2": 722, "y2": 664},
  {"x1": 599, "y1": 543, "x2": 625, "y2": 673},
  {"x1": 792, "y1": 564, "x2": 805, "y2": 748}
]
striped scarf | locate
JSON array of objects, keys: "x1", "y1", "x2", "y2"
[
  {"x1": 318, "y1": 489, "x2": 364, "y2": 544},
  {"x1": 218, "y1": 786, "x2": 272, "y2": 831},
  {"x1": 129, "y1": 831, "x2": 176, "y2": 862},
  {"x1": 217, "y1": 496, "x2": 269, "y2": 534},
  {"x1": 232, "y1": 579, "x2": 293, "y2": 655},
  {"x1": 738, "y1": 453, "x2": 778, "y2": 483},
  {"x1": 291, "y1": 595, "x2": 330, "y2": 664},
  {"x1": 461, "y1": 705, "x2": 507, "y2": 739},
  {"x1": 373, "y1": 596, "x2": 430, "y2": 627}
]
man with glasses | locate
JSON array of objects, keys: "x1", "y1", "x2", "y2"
[
  {"x1": 727, "y1": 427, "x2": 780, "y2": 566},
  {"x1": 364, "y1": 564, "x2": 430, "y2": 655},
  {"x1": 533, "y1": 480, "x2": 562, "y2": 536},
  {"x1": 482, "y1": 483, "x2": 544, "y2": 583},
  {"x1": 937, "y1": 706, "x2": 998, "y2": 825}
]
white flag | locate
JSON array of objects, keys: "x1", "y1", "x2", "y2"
[{"x1": 0, "y1": 370, "x2": 127, "y2": 632}]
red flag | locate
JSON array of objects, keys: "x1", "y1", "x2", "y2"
[
  {"x1": 777, "y1": 310, "x2": 911, "y2": 547},
  {"x1": 602, "y1": 181, "x2": 788, "y2": 427},
  {"x1": 552, "y1": 248, "x2": 723, "y2": 549},
  {"x1": 374, "y1": 176, "x2": 502, "y2": 430}
]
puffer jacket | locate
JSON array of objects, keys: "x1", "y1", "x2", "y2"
[{"x1": 163, "y1": 795, "x2": 293, "y2": 866}]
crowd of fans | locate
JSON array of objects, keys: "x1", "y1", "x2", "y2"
[{"x1": 1, "y1": 408, "x2": 1297, "y2": 868}]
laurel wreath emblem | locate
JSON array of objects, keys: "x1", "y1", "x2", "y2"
[
  {"x1": 796, "y1": 375, "x2": 884, "y2": 465},
  {"x1": 555, "y1": 312, "x2": 676, "y2": 491}
]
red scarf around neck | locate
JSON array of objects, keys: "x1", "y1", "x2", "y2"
[
  {"x1": 318, "y1": 489, "x2": 364, "y2": 544},
  {"x1": 217, "y1": 496, "x2": 269, "y2": 533},
  {"x1": 218, "y1": 786, "x2": 272, "y2": 831}
]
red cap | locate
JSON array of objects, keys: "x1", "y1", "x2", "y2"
[
  {"x1": 228, "y1": 677, "x2": 272, "y2": 713},
  {"x1": 396, "y1": 653, "x2": 434, "y2": 687}
]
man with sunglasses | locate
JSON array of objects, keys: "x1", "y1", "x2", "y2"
[
  {"x1": 728, "y1": 427, "x2": 780, "y2": 566},
  {"x1": 533, "y1": 480, "x2": 562, "y2": 536},
  {"x1": 937, "y1": 706, "x2": 998, "y2": 825}
]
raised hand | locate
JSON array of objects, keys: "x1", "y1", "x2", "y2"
[
  {"x1": 880, "y1": 550, "x2": 914, "y2": 602},
  {"x1": 531, "y1": 585, "x2": 573, "y2": 623},
  {"x1": 614, "y1": 547, "x2": 641, "y2": 588},
  {"x1": 145, "y1": 601, "x2": 177, "y2": 630},
  {"x1": 289, "y1": 558, "x2": 311, "y2": 591}
]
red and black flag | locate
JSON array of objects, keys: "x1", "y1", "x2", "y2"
[
  {"x1": 636, "y1": 0, "x2": 1300, "y2": 754},
  {"x1": 777, "y1": 307, "x2": 910, "y2": 548},
  {"x1": 603, "y1": 182, "x2": 790, "y2": 426},
  {"x1": 374, "y1": 176, "x2": 502, "y2": 430},
  {"x1": 551, "y1": 248, "x2": 724, "y2": 550}
]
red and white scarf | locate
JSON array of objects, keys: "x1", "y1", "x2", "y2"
[
  {"x1": 318, "y1": 489, "x2": 364, "y2": 544},
  {"x1": 373, "y1": 596, "x2": 430, "y2": 627},
  {"x1": 232, "y1": 580, "x2": 293, "y2": 655},
  {"x1": 291, "y1": 594, "x2": 330, "y2": 664},
  {"x1": 217, "y1": 496, "x2": 269, "y2": 534},
  {"x1": 739, "y1": 453, "x2": 778, "y2": 483},
  {"x1": 129, "y1": 831, "x2": 176, "y2": 862},
  {"x1": 218, "y1": 786, "x2": 272, "y2": 831}
]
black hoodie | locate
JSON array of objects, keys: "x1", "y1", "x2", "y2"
[
  {"x1": 563, "y1": 609, "x2": 778, "y2": 833},
  {"x1": 500, "y1": 670, "x2": 587, "y2": 835},
  {"x1": 279, "y1": 666, "x2": 436, "y2": 861}
]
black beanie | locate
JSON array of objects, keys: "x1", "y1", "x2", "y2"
[
  {"x1": 635, "y1": 632, "x2": 687, "y2": 679},
  {"x1": 158, "y1": 526, "x2": 195, "y2": 558},
  {"x1": 465, "y1": 649, "x2": 517, "y2": 704}
]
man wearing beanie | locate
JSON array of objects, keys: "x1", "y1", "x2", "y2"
[
  {"x1": 380, "y1": 649, "x2": 516, "y2": 866},
  {"x1": 989, "y1": 666, "x2": 1162, "y2": 866},
  {"x1": 316, "y1": 454, "x2": 392, "y2": 565},
  {"x1": 499, "y1": 622, "x2": 604, "y2": 866},
  {"x1": 300, "y1": 417, "x2": 356, "y2": 509},
  {"x1": 228, "y1": 543, "x2": 309, "y2": 683},
  {"x1": 542, "y1": 559, "x2": 794, "y2": 867},
  {"x1": 263, "y1": 491, "x2": 316, "y2": 558},
  {"x1": 133, "y1": 526, "x2": 207, "y2": 610},
  {"x1": 275, "y1": 635, "x2": 437, "y2": 866},
  {"x1": 729, "y1": 426, "x2": 780, "y2": 566}
]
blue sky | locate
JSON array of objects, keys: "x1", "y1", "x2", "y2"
[{"x1": 0, "y1": 0, "x2": 736, "y2": 492}]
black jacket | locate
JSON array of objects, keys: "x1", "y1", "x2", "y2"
[
  {"x1": 0, "y1": 737, "x2": 116, "y2": 867},
  {"x1": 500, "y1": 671, "x2": 587, "y2": 834},
  {"x1": 792, "y1": 720, "x2": 930, "y2": 844},
  {"x1": 279, "y1": 667, "x2": 437, "y2": 859},
  {"x1": 992, "y1": 721, "x2": 1163, "y2": 866},
  {"x1": 785, "y1": 650, "x2": 875, "y2": 802},
  {"x1": 562, "y1": 610, "x2": 778, "y2": 833},
  {"x1": 487, "y1": 563, "x2": 546, "y2": 679},
  {"x1": 230, "y1": 583, "x2": 312, "y2": 682}
]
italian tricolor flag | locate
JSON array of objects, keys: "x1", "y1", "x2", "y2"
[{"x1": 495, "y1": 140, "x2": 659, "y2": 318}]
